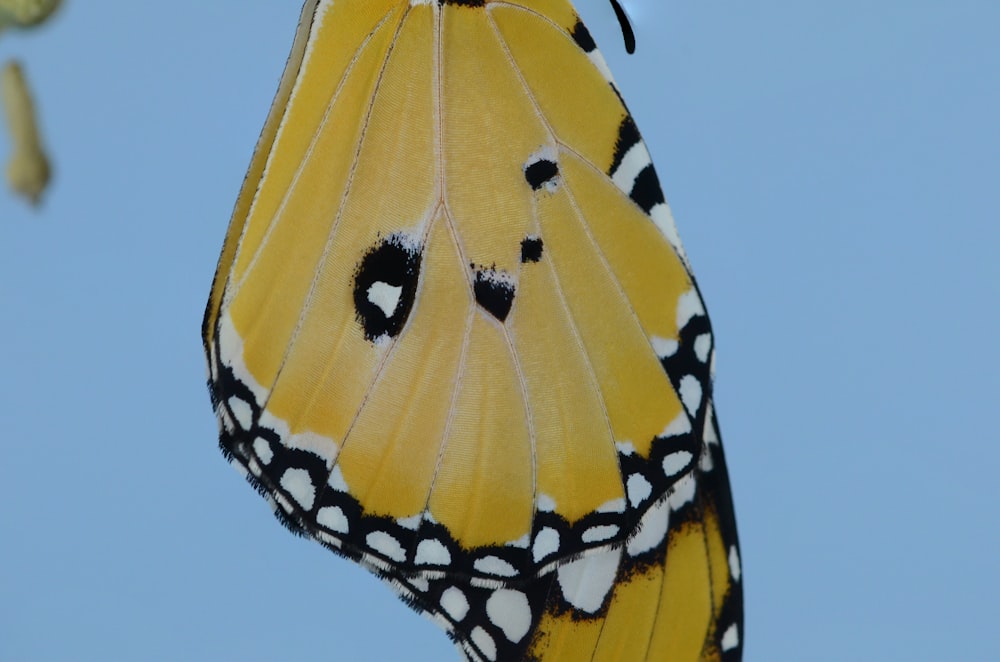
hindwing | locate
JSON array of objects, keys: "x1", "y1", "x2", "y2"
[{"x1": 204, "y1": 1, "x2": 743, "y2": 659}]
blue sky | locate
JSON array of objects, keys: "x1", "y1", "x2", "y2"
[{"x1": 1, "y1": 2, "x2": 997, "y2": 660}]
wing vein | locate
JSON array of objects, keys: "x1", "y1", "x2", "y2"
[
  {"x1": 486, "y1": 7, "x2": 621, "y2": 498},
  {"x1": 414, "y1": 4, "x2": 477, "y2": 550},
  {"x1": 256, "y1": 7, "x2": 407, "y2": 470},
  {"x1": 225, "y1": 9, "x2": 398, "y2": 306}
]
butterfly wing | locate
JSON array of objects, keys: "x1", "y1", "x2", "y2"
[
  {"x1": 523, "y1": 406, "x2": 743, "y2": 661},
  {"x1": 204, "y1": 1, "x2": 742, "y2": 659}
]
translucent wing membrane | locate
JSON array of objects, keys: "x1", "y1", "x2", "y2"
[{"x1": 204, "y1": 1, "x2": 742, "y2": 659}]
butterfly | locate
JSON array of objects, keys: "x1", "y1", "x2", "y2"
[{"x1": 203, "y1": 1, "x2": 743, "y2": 659}]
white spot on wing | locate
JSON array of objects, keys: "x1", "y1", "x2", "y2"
[
  {"x1": 668, "y1": 473, "x2": 697, "y2": 510},
  {"x1": 680, "y1": 375, "x2": 703, "y2": 416},
  {"x1": 616, "y1": 441, "x2": 636, "y2": 456},
  {"x1": 663, "y1": 451, "x2": 694, "y2": 477},
  {"x1": 397, "y1": 514, "x2": 421, "y2": 530},
  {"x1": 317, "y1": 506, "x2": 349, "y2": 533},
  {"x1": 627, "y1": 497, "x2": 669, "y2": 557},
  {"x1": 694, "y1": 333, "x2": 712, "y2": 363},
  {"x1": 611, "y1": 142, "x2": 652, "y2": 194},
  {"x1": 627, "y1": 473, "x2": 652, "y2": 506},
  {"x1": 367, "y1": 281, "x2": 403, "y2": 318},
  {"x1": 729, "y1": 545, "x2": 742, "y2": 582},
  {"x1": 441, "y1": 587, "x2": 469, "y2": 621},
  {"x1": 367, "y1": 531, "x2": 406, "y2": 562},
  {"x1": 651, "y1": 335, "x2": 679, "y2": 359},
  {"x1": 252, "y1": 438, "x2": 273, "y2": 465},
  {"x1": 416, "y1": 539, "x2": 451, "y2": 565},
  {"x1": 650, "y1": 202, "x2": 686, "y2": 259},
  {"x1": 227, "y1": 396, "x2": 253, "y2": 431},
  {"x1": 218, "y1": 313, "x2": 268, "y2": 402},
  {"x1": 536, "y1": 493, "x2": 557, "y2": 512},
  {"x1": 557, "y1": 548, "x2": 622, "y2": 613},
  {"x1": 581, "y1": 525, "x2": 619, "y2": 543},
  {"x1": 279, "y1": 468, "x2": 315, "y2": 510},
  {"x1": 286, "y1": 429, "x2": 339, "y2": 466},
  {"x1": 474, "y1": 556, "x2": 518, "y2": 577},
  {"x1": 676, "y1": 289, "x2": 705, "y2": 331},
  {"x1": 533, "y1": 527, "x2": 560, "y2": 562},
  {"x1": 597, "y1": 497, "x2": 626, "y2": 514},
  {"x1": 257, "y1": 409, "x2": 288, "y2": 439},
  {"x1": 703, "y1": 402, "x2": 719, "y2": 444},
  {"x1": 328, "y1": 465, "x2": 350, "y2": 492},
  {"x1": 660, "y1": 411, "x2": 692, "y2": 437},
  {"x1": 587, "y1": 51, "x2": 615, "y2": 85},
  {"x1": 486, "y1": 590, "x2": 532, "y2": 643},
  {"x1": 471, "y1": 626, "x2": 498, "y2": 661},
  {"x1": 721, "y1": 623, "x2": 740, "y2": 651},
  {"x1": 700, "y1": 443, "x2": 715, "y2": 472}
]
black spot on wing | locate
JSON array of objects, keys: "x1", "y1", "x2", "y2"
[
  {"x1": 439, "y1": 0, "x2": 484, "y2": 6},
  {"x1": 524, "y1": 158, "x2": 559, "y2": 191},
  {"x1": 571, "y1": 20, "x2": 597, "y2": 53},
  {"x1": 353, "y1": 233, "x2": 422, "y2": 343},
  {"x1": 473, "y1": 268, "x2": 515, "y2": 322},
  {"x1": 609, "y1": 114, "x2": 641, "y2": 176},
  {"x1": 631, "y1": 164, "x2": 666, "y2": 213},
  {"x1": 520, "y1": 236, "x2": 544, "y2": 263}
]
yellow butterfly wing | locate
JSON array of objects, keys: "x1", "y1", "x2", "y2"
[{"x1": 203, "y1": 1, "x2": 742, "y2": 660}]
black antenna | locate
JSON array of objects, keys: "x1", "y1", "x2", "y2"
[{"x1": 609, "y1": 0, "x2": 636, "y2": 54}]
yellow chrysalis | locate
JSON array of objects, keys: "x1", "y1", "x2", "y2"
[
  {"x1": 0, "y1": 0, "x2": 61, "y2": 30},
  {"x1": 1, "y1": 60, "x2": 50, "y2": 205},
  {"x1": 204, "y1": 2, "x2": 742, "y2": 660}
]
